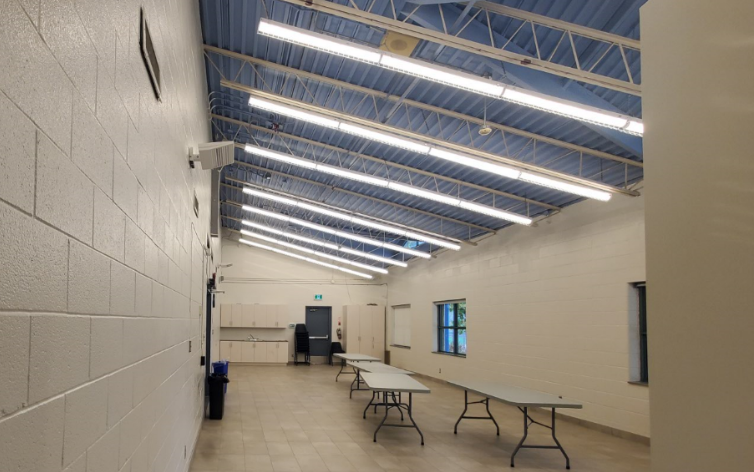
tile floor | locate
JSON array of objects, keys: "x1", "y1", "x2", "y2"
[{"x1": 190, "y1": 364, "x2": 649, "y2": 472}]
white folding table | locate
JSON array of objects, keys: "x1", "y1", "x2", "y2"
[
  {"x1": 332, "y1": 353, "x2": 380, "y2": 382},
  {"x1": 346, "y1": 361, "x2": 414, "y2": 398},
  {"x1": 449, "y1": 380, "x2": 582, "y2": 469},
  {"x1": 360, "y1": 373, "x2": 430, "y2": 445}
]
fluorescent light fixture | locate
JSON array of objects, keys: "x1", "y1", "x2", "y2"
[
  {"x1": 625, "y1": 120, "x2": 644, "y2": 135},
  {"x1": 428, "y1": 148, "x2": 521, "y2": 180},
  {"x1": 239, "y1": 206, "x2": 432, "y2": 259},
  {"x1": 380, "y1": 54, "x2": 504, "y2": 98},
  {"x1": 338, "y1": 123, "x2": 430, "y2": 154},
  {"x1": 501, "y1": 89, "x2": 628, "y2": 130},
  {"x1": 257, "y1": 20, "x2": 643, "y2": 137},
  {"x1": 246, "y1": 187, "x2": 460, "y2": 250},
  {"x1": 244, "y1": 145, "x2": 318, "y2": 170},
  {"x1": 258, "y1": 19, "x2": 381, "y2": 64},
  {"x1": 519, "y1": 172, "x2": 612, "y2": 202},
  {"x1": 248, "y1": 97, "x2": 339, "y2": 129},
  {"x1": 240, "y1": 220, "x2": 408, "y2": 267},
  {"x1": 242, "y1": 146, "x2": 530, "y2": 225},
  {"x1": 458, "y1": 201, "x2": 532, "y2": 225},
  {"x1": 240, "y1": 230, "x2": 388, "y2": 274},
  {"x1": 386, "y1": 182, "x2": 461, "y2": 207},
  {"x1": 238, "y1": 238, "x2": 373, "y2": 279},
  {"x1": 316, "y1": 165, "x2": 389, "y2": 187}
]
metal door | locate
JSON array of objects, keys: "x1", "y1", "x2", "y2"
[{"x1": 305, "y1": 306, "x2": 332, "y2": 358}]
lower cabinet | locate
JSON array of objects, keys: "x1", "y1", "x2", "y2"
[{"x1": 220, "y1": 341, "x2": 289, "y2": 364}]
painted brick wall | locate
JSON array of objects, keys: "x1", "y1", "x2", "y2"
[
  {"x1": 386, "y1": 196, "x2": 649, "y2": 437},
  {"x1": 0, "y1": 1, "x2": 214, "y2": 471}
]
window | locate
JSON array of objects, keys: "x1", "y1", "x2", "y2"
[
  {"x1": 629, "y1": 283, "x2": 648, "y2": 384},
  {"x1": 436, "y1": 301, "x2": 466, "y2": 356},
  {"x1": 637, "y1": 284, "x2": 648, "y2": 383},
  {"x1": 391, "y1": 305, "x2": 411, "y2": 348}
]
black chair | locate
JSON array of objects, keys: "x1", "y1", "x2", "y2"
[
  {"x1": 294, "y1": 324, "x2": 310, "y2": 365},
  {"x1": 329, "y1": 342, "x2": 344, "y2": 366}
]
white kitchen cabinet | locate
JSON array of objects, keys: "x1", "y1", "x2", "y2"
[
  {"x1": 230, "y1": 341, "x2": 242, "y2": 362},
  {"x1": 220, "y1": 341, "x2": 231, "y2": 360},
  {"x1": 253, "y1": 342, "x2": 268, "y2": 363},
  {"x1": 222, "y1": 341, "x2": 289, "y2": 364},
  {"x1": 242, "y1": 304, "x2": 256, "y2": 328},
  {"x1": 343, "y1": 305, "x2": 385, "y2": 361},
  {"x1": 220, "y1": 305, "x2": 232, "y2": 327},
  {"x1": 277, "y1": 342, "x2": 289, "y2": 363},
  {"x1": 230, "y1": 304, "x2": 243, "y2": 327}
]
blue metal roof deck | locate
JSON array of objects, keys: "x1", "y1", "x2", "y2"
[{"x1": 200, "y1": 0, "x2": 645, "y2": 266}]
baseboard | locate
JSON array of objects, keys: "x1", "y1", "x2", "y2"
[{"x1": 408, "y1": 372, "x2": 650, "y2": 445}]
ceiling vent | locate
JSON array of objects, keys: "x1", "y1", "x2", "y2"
[
  {"x1": 188, "y1": 141, "x2": 235, "y2": 170},
  {"x1": 379, "y1": 31, "x2": 420, "y2": 57}
]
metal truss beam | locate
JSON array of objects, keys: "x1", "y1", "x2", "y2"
[
  {"x1": 211, "y1": 113, "x2": 562, "y2": 213},
  {"x1": 275, "y1": 0, "x2": 641, "y2": 96},
  {"x1": 203, "y1": 45, "x2": 640, "y2": 170},
  {"x1": 219, "y1": 81, "x2": 639, "y2": 197},
  {"x1": 223, "y1": 162, "x2": 497, "y2": 234}
]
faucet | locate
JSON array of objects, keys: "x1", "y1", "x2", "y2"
[{"x1": 247, "y1": 333, "x2": 257, "y2": 341}]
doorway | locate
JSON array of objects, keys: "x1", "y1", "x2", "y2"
[{"x1": 306, "y1": 306, "x2": 332, "y2": 361}]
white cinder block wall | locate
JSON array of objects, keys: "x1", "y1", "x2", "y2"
[
  {"x1": 0, "y1": 1, "x2": 216, "y2": 471},
  {"x1": 218, "y1": 240, "x2": 387, "y2": 359},
  {"x1": 386, "y1": 196, "x2": 649, "y2": 437}
]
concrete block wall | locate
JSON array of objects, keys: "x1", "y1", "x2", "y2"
[
  {"x1": 386, "y1": 196, "x2": 649, "y2": 437},
  {"x1": 0, "y1": 1, "x2": 215, "y2": 471}
]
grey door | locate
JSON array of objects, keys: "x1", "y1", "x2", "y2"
[{"x1": 305, "y1": 307, "x2": 331, "y2": 357}]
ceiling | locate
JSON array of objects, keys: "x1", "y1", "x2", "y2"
[{"x1": 199, "y1": 0, "x2": 646, "y2": 269}]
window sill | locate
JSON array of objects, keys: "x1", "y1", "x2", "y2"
[
  {"x1": 628, "y1": 381, "x2": 649, "y2": 387},
  {"x1": 432, "y1": 351, "x2": 466, "y2": 358},
  {"x1": 390, "y1": 344, "x2": 411, "y2": 350}
]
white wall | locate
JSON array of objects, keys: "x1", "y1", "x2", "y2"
[
  {"x1": 642, "y1": 1, "x2": 754, "y2": 470},
  {"x1": 218, "y1": 239, "x2": 387, "y2": 360},
  {"x1": 386, "y1": 196, "x2": 649, "y2": 436},
  {"x1": 0, "y1": 1, "x2": 214, "y2": 471}
]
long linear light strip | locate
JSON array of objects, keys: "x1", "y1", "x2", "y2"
[
  {"x1": 257, "y1": 19, "x2": 643, "y2": 136},
  {"x1": 240, "y1": 206, "x2": 432, "y2": 259},
  {"x1": 243, "y1": 145, "x2": 533, "y2": 225},
  {"x1": 240, "y1": 220, "x2": 408, "y2": 267},
  {"x1": 241, "y1": 186, "x2": 460, "y2": 250},
  {"x1": 246, "y1": 96, "x2": 612, "y2": 202},
  {"x1": 240, "y1": 229, "x2": 388, "y2": 274},
  {"x1": 238, "y1": 238, "x2": 373, "y2": 279}
]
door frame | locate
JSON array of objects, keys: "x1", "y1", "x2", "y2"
[{"x1": 305, "y1": 306, "x2": 332, "y2": 358}]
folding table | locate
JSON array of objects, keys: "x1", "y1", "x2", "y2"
[
  {"x1": 360, "y1": 373, "x2": 430, "y2": 445},
  {"x1": 346, "y1": 361, "x2": 413, "y2": 398},
  {"x1": 449, "y1": 380, "x2": 582, "y2": 469},
  {"x1": 332, "y1": 353, "x2": 380, "y2": 381}
]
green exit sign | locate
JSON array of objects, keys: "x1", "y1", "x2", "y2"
[{"x1": 314, "y1": 294, "x2": 323, "y2": 301}]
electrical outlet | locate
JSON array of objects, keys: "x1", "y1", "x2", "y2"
[
  {"x1": 184, "y1": 445, "x2": 187, "y2": 459},
  {"x1": 439, "y1": 368, "x2": 442, "y2": 374},
  {"x1": 189, "y1": 341, "x2": 192, "y2": 352}
]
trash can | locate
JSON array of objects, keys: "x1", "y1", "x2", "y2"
[
  {"x1": 208, "y1": 374, "x2": 230, "y2": 420},
  {"x1": 212, "y1": 361, "x2": 229, "y2": 393}
]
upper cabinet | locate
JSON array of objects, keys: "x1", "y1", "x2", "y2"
[{"x1": 219, "y1": 304, "x2": 288, "y2": 328}]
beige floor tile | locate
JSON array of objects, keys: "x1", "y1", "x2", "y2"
[{"x1": 191, "y1": 365, "x2": 649, "y2": 472}]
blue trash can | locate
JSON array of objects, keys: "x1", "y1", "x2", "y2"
[{"x1": 212, "y1": 361, "x2": 229, "y2": 393}]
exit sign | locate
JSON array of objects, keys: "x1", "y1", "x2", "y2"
[{"x1": 314, "y1": 294, "x2": 323, "y2": 301}]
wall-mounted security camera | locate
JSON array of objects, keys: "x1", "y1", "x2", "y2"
[{"x1": 188, "y1": 141, "x2": 235, "y2": 170}]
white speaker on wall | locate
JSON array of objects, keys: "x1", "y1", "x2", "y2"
[{"x1": 188, "y1": 141, "x2": 235, "y2": 170}]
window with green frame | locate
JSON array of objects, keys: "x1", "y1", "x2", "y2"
[{"x1": 436, "y1": 301, "x2": 466, "y2": 356}]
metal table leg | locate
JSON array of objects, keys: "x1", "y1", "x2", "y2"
[
  {"x1": 371, "y1": 391, "x2": 424, "y2": 446},
  {"x1": 349, "y1": 369, "x2": 366, "y2": 398},
  {"x1": 510, "y1": 407, "x2": 571, "y2": 469},
  {"x1": 453, "y1": 390, "x2": 500, "y2": 435}
]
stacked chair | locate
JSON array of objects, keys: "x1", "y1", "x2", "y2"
[{"x1": 294, "y1": 324, "x2": 310, "y2": 365}]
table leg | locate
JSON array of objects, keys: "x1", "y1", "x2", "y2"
[
  {"x1": 510, "y1": 407, "x2": 571, "y2": 469},
  {"x1": 454, "y1": 390, "x2": 500, "y2": 435},
  {"x1": 406, "y1": 392, "x2": 424, "y2": 446},
  {"x1": 363, "y1": 391, "x2": 376, "y2": 419},
  {"x1": 336, "y1": 358, "x2": 345, "y2": 382},
  {"x1": 350, "y1": 370, "x2": 362, "y2": 399},
  {"x1": 371, "y1": 391, "x2": 423, "y2": 445}
]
